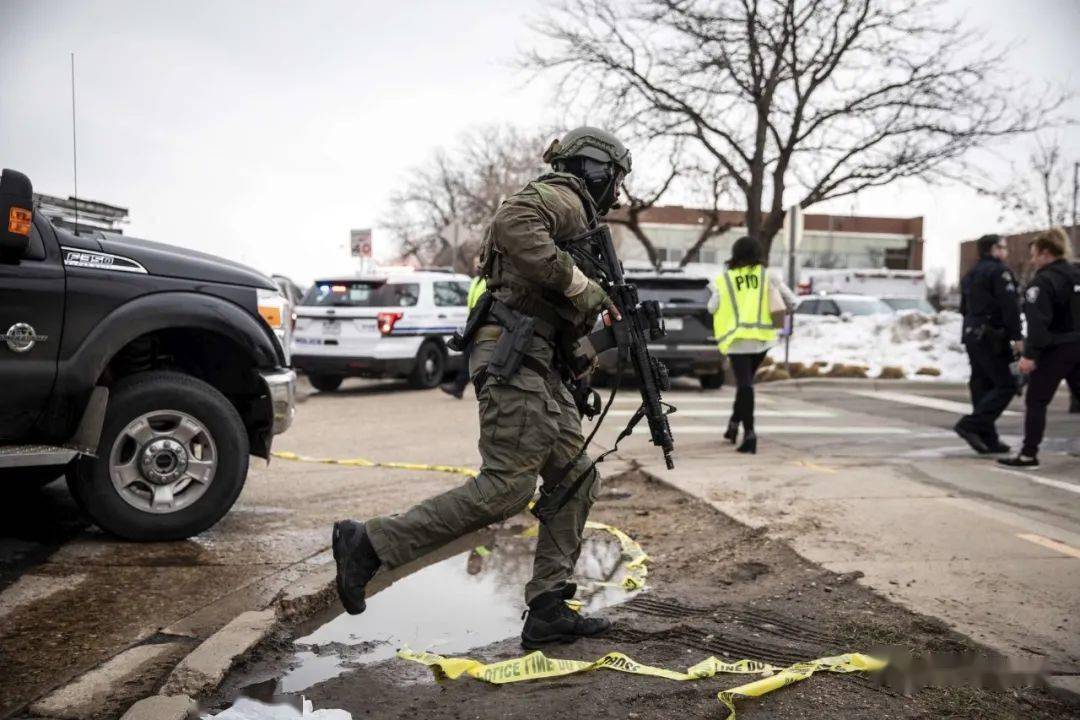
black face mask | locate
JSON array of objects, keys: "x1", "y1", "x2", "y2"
[{"x1": 559, "y1": 157, "x2": 622, "y2": 215}]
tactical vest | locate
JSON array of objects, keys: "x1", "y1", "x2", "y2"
[
  {"x1": 712, "y1": 265, "x2": 776, "y2": 353},
  {"x1": 477, "y1": 173, "x2": 599, "y2": 334}
]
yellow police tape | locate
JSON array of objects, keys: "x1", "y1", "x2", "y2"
[
  {"x1": 521, "y1": 520, "x2": 648, "y2": 591},
  {"x1": 398, "y1": 648, "x2": 886, "y2": 720},
  {"x1": 272, "y1": 451, "x2": 479, "y2": 478},
  {"x1": 273, "y1": 450, "x2": 885, "y2": 715}
]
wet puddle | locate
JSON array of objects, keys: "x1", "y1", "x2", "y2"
[{"x1": 205, "y1": 517, "x2": 639, "y2": 718}]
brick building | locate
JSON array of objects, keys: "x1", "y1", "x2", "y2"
[{"x1": 607, "y1": 206, "x2": 924, "y2": 273}]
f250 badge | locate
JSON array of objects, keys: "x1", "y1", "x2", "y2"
[
  {"x1": 62, "y1": 247, "x2": 147, "y2": 274},
  {"x1": 4, "y1": 323, "x2": 48, "y2": 353}
]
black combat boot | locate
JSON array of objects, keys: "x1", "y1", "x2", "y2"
[
  {"x1": 521, "y1": 588, "x2": 611, "y2": 649},
  {"x1": 953, "y1": 422, "x2": 990, "y2": 454},
  {"x1": 983, "y1": 439, "x2": 1010, "y2": 454},
  {"x1": 332, "y1": 520, "x2": 382, "y2": 615},
  {"x1": 439, "y1": 381, "x2": 464, "y2": 399}
]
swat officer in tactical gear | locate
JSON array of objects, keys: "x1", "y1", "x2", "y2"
[
  {"x1": 331, "y1": 127, "x2": 631, "y2": 649},
  {"x1": 998, "y1": 229, "x2": 1080, "y2": 467},
  {"x1": 955, "y1": 234, "x2": 1023, "y2": 454}
]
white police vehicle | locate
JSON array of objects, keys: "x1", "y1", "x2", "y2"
[{"x1": 290, "y1": 269, "x2": 471, "y2": 391}]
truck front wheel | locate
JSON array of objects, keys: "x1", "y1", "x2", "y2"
[{"x1": 68, "y1": 371, "x2": 249, "y2": 541}]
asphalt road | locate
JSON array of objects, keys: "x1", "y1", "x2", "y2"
[{"x1": 1, "y1": 374, "x2": 1078, "y2": 717}]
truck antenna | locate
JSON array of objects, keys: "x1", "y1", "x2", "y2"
[{"x1": 70, "y1": 51, "x2": 79, "y2": 235}]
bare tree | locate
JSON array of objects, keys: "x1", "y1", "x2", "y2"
[
  {"x1": 382, "y1": 126, "x2": 549, "y2": 271},
  {"x1": 980, "y1": 136, "x2": 1076, "y2": 232},
  {"x1": 526, "y1": 0, "x2": 1068, "y2": 256},
  {"x1": 609, "y1": 150, "x2": 736, "y2": 269}
]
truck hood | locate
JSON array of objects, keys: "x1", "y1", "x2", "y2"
[{"x1": 97, "y1": 234, "x2": 276, "y2": 290}]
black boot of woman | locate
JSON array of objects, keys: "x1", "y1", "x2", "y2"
[
  {"x1": 733, "y1": 381, "x2": 758, "y2": 453},
  {"x1": 723, "y1": 419, "x2": 739, "y2": 444}
]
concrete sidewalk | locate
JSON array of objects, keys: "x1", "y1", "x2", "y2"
[{"x1": 609, "y1": 383, "x2": 1080, "y2": 691}]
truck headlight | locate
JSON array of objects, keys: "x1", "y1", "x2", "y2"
[{"x1": 257, "y1": 288, "x2": 291, "y2": 364}]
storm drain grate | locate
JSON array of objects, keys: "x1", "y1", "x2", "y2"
[
  {"x1": 624, "y1": 595, "x2": 712, "y2": 619},
  {"x1": 610, "y1": 622, "x2": 825, "y2": 669},
  {"x1": 624, "y1": 596, "x2": 840, "y2": 646}
]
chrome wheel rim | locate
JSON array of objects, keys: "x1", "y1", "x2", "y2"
[{"x1": 108, "y1": 410, "x2": 217, "y2": 514}]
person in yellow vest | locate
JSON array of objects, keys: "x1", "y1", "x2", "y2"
[
  {"x1": 709, "y1": 236, "x2": 794, "y2": 453},
  {"x1": 441, "y1": 274, "x2": 488, "y2": 398}
]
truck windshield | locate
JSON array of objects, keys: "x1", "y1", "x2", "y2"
[
  {"x1": 632, "y1": 278, "x2": 711, "y2": 306},
  {"x1": 302, "y1": 281, "x2": 420, "y2": 307}
]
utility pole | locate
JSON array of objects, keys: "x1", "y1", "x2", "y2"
[
  {"x1": 783, "y1": 205, "x2": 801, "y2": 371},
  {"x1": 70, "y1": 52, "x2": 80, "y2": 234},
  {"x1": 1072, "y1": 161, "x2": 1078, "y2": 257}
]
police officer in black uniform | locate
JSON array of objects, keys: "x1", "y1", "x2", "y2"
[
  {"x1": 955, "y1": 234, "x2": 1023, "y2": 454},
  {"x1": 999, "y1": 229, "x2": 1080, "y2": 467}
]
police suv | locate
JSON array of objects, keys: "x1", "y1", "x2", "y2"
[{"x1": 291, "y1": 269, "x2": 471, "y2": 391}]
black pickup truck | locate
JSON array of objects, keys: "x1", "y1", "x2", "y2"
[{"x1": 0, "y1": 168, "x2": 296, "y2": 540}]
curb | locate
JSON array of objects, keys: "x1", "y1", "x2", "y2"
[
  {"x1": 118, "y1": 561, "x2": 340, "y2": 717},
  {"x1": 160, "y1": 609, "x2": 278, "y2": 698}
]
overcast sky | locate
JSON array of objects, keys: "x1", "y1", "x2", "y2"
[{"x1": 2, "y1": 0, "x2": 1077, "y2": 285}]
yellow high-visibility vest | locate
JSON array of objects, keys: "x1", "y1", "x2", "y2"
[
  {"x1": 466, "y1": 276, "x2": 487, "y2": 310},
  {"x1": 712, "y1": 264, "x2": 776, "y2": 353}
]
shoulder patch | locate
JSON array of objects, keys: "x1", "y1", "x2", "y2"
[{"x1": 1025, "y1": 286, "x2": 1040, "y2": 304}]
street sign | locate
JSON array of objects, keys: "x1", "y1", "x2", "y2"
[{"x1": 350, "y1": 229, "x2": 372, "y2": 258}]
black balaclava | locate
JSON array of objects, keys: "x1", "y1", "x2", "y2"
[{"x1": 556, "y1": 156, "x2": 624, "y2": 215}]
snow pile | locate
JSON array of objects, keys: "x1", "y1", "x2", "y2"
[
  {"x1": 204, "y1": 698, "x2": 352, "y2": 720},
  {"x1": 768, "y1": 311, "x2": 968, "y2": 382}
]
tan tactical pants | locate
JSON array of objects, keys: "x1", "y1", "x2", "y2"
[{"x1": 366, "y1": 335, "x2": 599, "y2": 603}]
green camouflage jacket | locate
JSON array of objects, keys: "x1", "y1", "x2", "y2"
[{"x1": 479, "y1": 172, "x2": 598, "y2": 334}]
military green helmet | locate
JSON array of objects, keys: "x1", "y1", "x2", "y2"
[{"x1": 544, "y1": 126, "x2": 632, "y2": 175}]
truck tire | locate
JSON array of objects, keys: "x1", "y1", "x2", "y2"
[
  {"x1": 67, "y1": 370, "x2": 248, "y2": 541},
  {"x1": 699, "y1": 373, "x2": 724, "y2": 390},
  {"x1": 409, "y1": 340, "x2": 446, "y2": 389},
  {"x1": 309, "y1": 373, "x2": 343, "y2": 392}
]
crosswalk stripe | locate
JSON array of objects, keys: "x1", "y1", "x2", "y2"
[
  {"x1": 625, "y1": 425, "x2": 912, "y2": 435},
  {"x1": 612, "y1": 395, "x2": 776, "y2": 405},
  {"x1": 607, "y1": 409, "x2": 835, "y2": 419},
  {"x1": 846, "y1": 389, "x2": 1019, "y2": 417},
  {"x1": 991, "y1": 466, "x2": 1080, "y2": 496}
]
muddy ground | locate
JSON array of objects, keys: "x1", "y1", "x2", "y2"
[{"x1": 209, "y1": 469, "x2": 1079, "y2": 720}]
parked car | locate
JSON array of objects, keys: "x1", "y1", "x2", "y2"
[
  {"x1": 880, "y1": 296, "x2": 937, "y2": 314},
  {"x1": 794, "y1": 293, "x2": 895, "y2": 318},
  {"x1": 797, "y1": 268, "x2": 927, "y2": 299},
  {"x1": 595, "y1": 269, "x2": 725, "y2": 389},
  {"x1": 291, "y1": 270, "x2": 470, "y2": 391},
  {"x1": 0, "y1": 168, "x2": 296, "y2": 540}
]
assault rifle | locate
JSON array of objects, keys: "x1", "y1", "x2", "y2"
[{"x1": 531, "y1": 224, "x2": 675, "y2": 524}]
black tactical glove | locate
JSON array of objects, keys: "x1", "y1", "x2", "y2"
[{"x1": 568, "y1": 278, "x2": 612, "y2": 318}]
